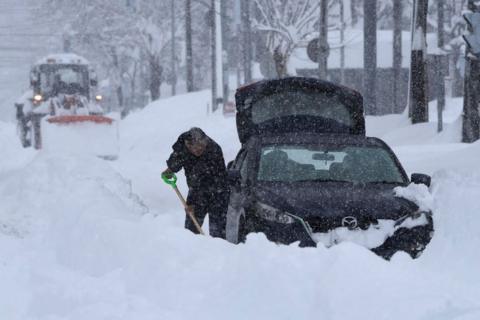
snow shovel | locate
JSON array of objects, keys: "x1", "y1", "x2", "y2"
[{"x1": 162, "y1": 172, "x2": 205, "y2": 235}]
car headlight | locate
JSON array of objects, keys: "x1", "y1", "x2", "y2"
[
  {"x1": 394, "y1": 210, "x2": 431, "y2": 228},
  {"x1": 33, "y1": 94, "x2": 43, "y2": 103},
  {"x1": 95, "y1": 94, "x2": 103, "y2": 101},
  {"x1": 256, "y1": 202, "x2": 295, "y2": 224}
]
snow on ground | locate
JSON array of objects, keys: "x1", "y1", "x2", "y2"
[{"x1": 1, "y1": 92, "x2": 480, "y2": 319}]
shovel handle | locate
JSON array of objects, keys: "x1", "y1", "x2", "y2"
[
  {"x1": 163, "y1": 173, "x2": 205, "y2": 235},
  {"x1": 172, "y1": 186, "x2": 205, "y2": 235}
]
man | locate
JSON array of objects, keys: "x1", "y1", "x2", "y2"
[{"x1": 163, "y1": 128, "x2": 229, "y2": 238}]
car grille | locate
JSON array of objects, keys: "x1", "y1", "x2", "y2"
[{"x1": 306, "y1": 216, "x2": 378, "y2": 233}]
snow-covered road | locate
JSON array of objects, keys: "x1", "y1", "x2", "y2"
[{"x1": 1, "y1": 93, "x2": 480, "y2": 319}]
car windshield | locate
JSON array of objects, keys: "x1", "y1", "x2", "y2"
[
  {"x1": 257, "y1": 145, "x2": 406, "y2": 184},
  {"x1": 251, "y1": 90, "x2": 352, "y2": 126},
  {"x1": 39, "y1": 64, "x2": 89, "y2": 96}
]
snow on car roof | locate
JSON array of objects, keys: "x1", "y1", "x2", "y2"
[{"x1": 35, "y1": 53, "x2": 90, "y2": 66}]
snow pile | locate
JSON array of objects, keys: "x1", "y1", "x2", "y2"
[
  {"x1": 366, "y1": 97, "x2": 463, "y2": 146},
  {"x1": 0, "y1": 121, "x2": 36, "y2": 174},
  {"x1": 42, "y1": 117, "x2": 119, "y2": 160},
  {"x1": 313, "y1": 213, "x2": 430, "y2": 249},
  {"x1": 35, "y1": 53, "x2": 90, "y2": 66},
  {"x1": 394, "y1": 183, "x2": 434, "y2": 212},
  {"x1": 0, "y1": 152, "x2": 146, "y2": 238}
]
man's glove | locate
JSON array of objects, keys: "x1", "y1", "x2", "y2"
[
  {"x1": 162, "y1": 168, "x2": 174, "y2": 179},
  {"x1": 185, "y1": 205, "x2": 195, "y2": 215}
]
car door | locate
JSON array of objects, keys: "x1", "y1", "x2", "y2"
[{"x1": 225, "y1": 147, "x2": 251, "y2": 243}]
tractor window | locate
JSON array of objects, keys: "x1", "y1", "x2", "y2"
[{"x1": 39, "y1": 65, "x2": 89, "y2": 96}]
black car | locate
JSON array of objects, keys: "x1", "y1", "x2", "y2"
[{"x1": 226, "y1": 77, "x2": 433, "y2": 259}]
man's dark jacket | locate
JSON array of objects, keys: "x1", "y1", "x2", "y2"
[{"x1": 166, "y1": 131, "x2": 228, "y2": 192}]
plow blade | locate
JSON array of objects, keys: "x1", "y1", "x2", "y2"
[{"x1": 42, "y1": 115, "x2": 119, "y2": 160}]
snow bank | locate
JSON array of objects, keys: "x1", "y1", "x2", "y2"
[
  {"x1": 0, "y1": 121, "x2": 36, "y2": 175},
  {"x1": 366, "y1": 98, "x2": 463, "y2": 146},
  {"x1": 0, "y1": 152, "x2": 146, "y2": 238}
]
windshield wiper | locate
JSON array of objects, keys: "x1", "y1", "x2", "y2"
[
  {"x1": 367, "y1": 181, "x2": 403, "y2": 185},
  {"x1": 294, "y1": 179, "x2": 353, "y2": 183}
]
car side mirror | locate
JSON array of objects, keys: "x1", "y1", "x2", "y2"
[
  {"x1": 411, "y1": 173, "x2": 431, "y2": 187},
  {"x1": 228, "y1": 169, "x2": 241, "y2": 185}
]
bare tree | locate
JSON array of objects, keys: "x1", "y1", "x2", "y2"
[{"x1": 253, "y1": 0, "x2": 325, "y2": 78}]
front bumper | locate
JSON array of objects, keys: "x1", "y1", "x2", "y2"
[{"x1": 257, "y1": 212, "x2": 434, "y2": 258}]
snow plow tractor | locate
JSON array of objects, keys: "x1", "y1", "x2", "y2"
[{"x1": 15, "y1": 53, "x2": 118, "y2": 160}]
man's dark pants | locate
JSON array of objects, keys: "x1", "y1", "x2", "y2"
[{"x1": 186, "y1": 188, "x2": 230, "y2": 238}]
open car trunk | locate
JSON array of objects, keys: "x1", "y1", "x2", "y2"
[{"x1": 235, "y1": 77, "x2": 365, "y2": 144}]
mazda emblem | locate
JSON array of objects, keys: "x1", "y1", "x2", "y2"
[{"x1": 342, "y1": 216, "x2": 358, "y2": 230}]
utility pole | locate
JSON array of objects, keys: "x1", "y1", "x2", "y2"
[
  {"x1": 185, "y1": 0, "x2": 194, "y2": 92},
  {"x1": 318, "y1": 0, "x2": 329, "y2": 80},
  {"x1": 234, "y1": 0, "x2": 242, "y2": 86},
  {"x1": 211, "y1": 0, "x2": 217, "y2": 112},
  {"x1": 210, "y1": 0, "x2": 224, "y2": 112},
  {"x1": 436, "y1": 0, "x2": 446, "y2": 132},
  {"x1": 221, "y1": 0, "x2": 229, "y2": 103},
  {"x1": 339, "y1": 0, "x2": 345, "y2": 84},
  {"x1": 364, "y1": 0, "x2": 377, "y2": 115},
  {"x1": 171, "y1": 0, "x2": 177, "y2": 96},
  {"x1": 409, "y1": 0, "x2": 429, "y2": 123},
  {"x1": 392, "y1": 0, "x2": 402, "y2": 114},
  {"x1": 462, "y1": 1, "x2": 480, "y2": 142},
  {"x1": 241, "y1": 0, "x2": 252, "y2": 83}
]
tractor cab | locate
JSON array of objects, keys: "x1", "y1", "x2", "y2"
[{"x1": 29, "y1": 54, "x2": 101, "y2": 107}]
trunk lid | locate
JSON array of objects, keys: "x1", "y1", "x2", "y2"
[{"x1": 235, "y1": 77, "x2": 365, "y2": 144}]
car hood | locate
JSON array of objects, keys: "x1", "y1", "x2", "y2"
[{"x1": 254, "y1": 182, "x2": 419, "y2": 222}]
